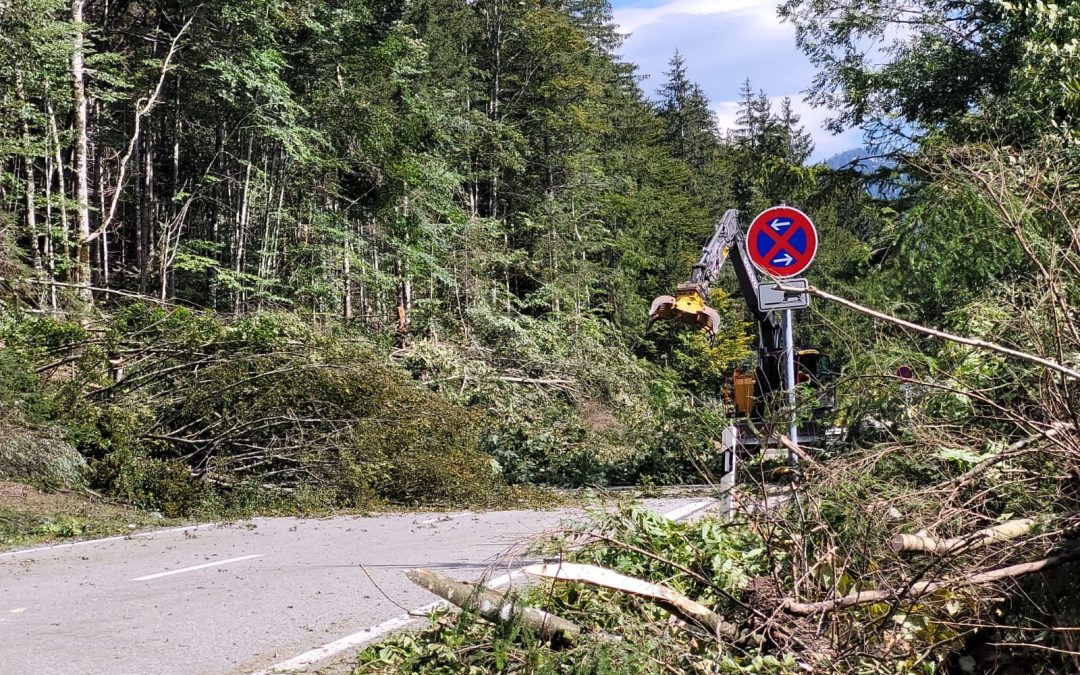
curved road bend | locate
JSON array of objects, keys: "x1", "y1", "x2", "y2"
[{"x1": 0, "y1": 498, "x2": 713, "y2": 675}]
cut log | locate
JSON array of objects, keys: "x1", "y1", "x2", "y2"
[
  {"x1": 496, "y1": 376, "x2": 576, "y2": 387},
  {"x1": 782, "y1": 547, "x2": 1080, "y2": 616},
  {"x1": 406, "y1": 568, "x2": 580, "y2": 643},
  {"x1": 891, "y1": 519, "x2": 1036, "y2": 555},
  {"x1": 523, "y1": 562, "x2": 739, "y2": 639}
]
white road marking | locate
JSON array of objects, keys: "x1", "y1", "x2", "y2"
[
  {"x1": 132, "y1": 554, "x2": 263, "y2": 581},
  {"x1": 9, "y1": 608, "x2": 26, "y2": 614},
  {"x1": 661, "y1": 500, "x2": 715, "y2": 522},
  {"x1": 253, "y1": 500, "x2": 713, "y2": 673},
  {"x1": 0, "y1": 522, "x2": 219, "y2": 559}
]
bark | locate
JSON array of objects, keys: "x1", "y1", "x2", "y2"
[
  {"x1": 523, "y1": 562, "x2": 739, "y2": 639},
  {"x1": 71, "y1": 0, "x2": 92, "y2": 300},
  {"x1": 343, "y1": 243, "x2": 352, "y2": 323},
  {"x1": 891, "y1": 519, "x2": 1037, "y2": 555},
  {"x1": 782, "y1": 547, "x2": 1080, "y2": 616},
  {"x1": 17, "y1": 75, "x2": 42, "y2": 276},
  {"x1": 406, "y1": 568, "x2": 581, "y2": 643}
]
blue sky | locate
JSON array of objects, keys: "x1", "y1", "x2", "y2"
[{"x1": 610, "y1": 0, "x2": 863, "y2": 162}]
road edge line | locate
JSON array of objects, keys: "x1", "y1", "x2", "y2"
[
  {"x1": 0, "y1": 522, "x2": 220, "y2": 559},
  {"x1": 252, "y1": 499, "x2": 714, "y2": 674}
]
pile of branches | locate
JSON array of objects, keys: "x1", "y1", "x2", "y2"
[{"x1": 30, "y1": 306, "x2": 501, "y2": 507}]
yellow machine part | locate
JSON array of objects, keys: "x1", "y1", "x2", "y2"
[
  {"x1": 648, "y1": 286, "x2": 722, "y2": 340},
  {"x1": 733, "y1": 372, "x2": 756, "y2": 414}
]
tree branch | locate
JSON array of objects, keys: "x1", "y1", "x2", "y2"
[
  {"x1": 84, "y1": 14, "x2": 195, "y2": 244},
  {"x1": 778, "y1": 284, "x2": 1080, "y2": 380}
]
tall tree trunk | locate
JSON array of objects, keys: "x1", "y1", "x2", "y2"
[
  {"x1": 343, "y1": 242, "x2": 352, "y2": 324},
  {"x1": 71, "y1": 0, "x2": 92, "y2": 302},
  {"x1": 17, "y1": 75, "x2": 42, "y2": 277},
  {"x1": 233, "y1": 135, "x2": 254, "y2": 314}
]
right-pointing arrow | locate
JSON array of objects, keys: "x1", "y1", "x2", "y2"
[{"x1": 772, "y1": 252, "x2": 794, "y2": 266}]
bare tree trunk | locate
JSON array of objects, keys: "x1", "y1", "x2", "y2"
[
  {"x1": 71, "y1": 0, "x2": 92, "y2": 302},
  {"x1": 396, "y1": 190, "x2": 411, "y2": 346},
  {"x1": 343, "y1": 242, "x2": 352, "y2": 323},
  {"x1": 233, "y1": 135, "x2": 254, "y2": 314},
  {"x1": 406, "y1": 568, "x2": 580, "y2": 644},
  {"x1": 17, "y1": 75, "x2": 42, "y2": 277},
  {"x1": 47, "y1": 97, "x2": 67, "y2": 307}
]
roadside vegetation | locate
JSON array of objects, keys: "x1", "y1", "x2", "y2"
[{"x1": 3, "y1": 0, "x2": 1080, "y2": 672}]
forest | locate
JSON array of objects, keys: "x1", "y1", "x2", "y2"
[{"x1": 1, "y1": 0, "x2": 1079, "y2": 672}]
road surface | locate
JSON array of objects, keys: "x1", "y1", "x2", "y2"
[{"x1": 0, "y1": 498, "x2": 713, "y2": 675}]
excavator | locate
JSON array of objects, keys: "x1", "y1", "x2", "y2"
[{"x1": 648, "y1": 209, "x2": 834, "y2": 450}]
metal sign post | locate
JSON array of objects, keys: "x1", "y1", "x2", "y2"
[
  {"x1": 784, "y1": 309, "x2": 798, "y2": 464},
  {"x1": 747, "y1": 206, "x2": 819, "y2": 469}
]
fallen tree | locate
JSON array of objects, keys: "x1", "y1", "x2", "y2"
[
  {"x1": 406, "y1": 568, "x2": 581, "y2": 643},
  {"x1": 890, "y1": 518, "x2": 1037, "y2": 555},
  {"x1": 524, "y1": 561, "x2": 740, "y2": 639}
]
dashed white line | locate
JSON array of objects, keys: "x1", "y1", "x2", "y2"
[
  {"x1": 254, "y1": 500, "x2": 713, "y2": 674},
  {"x1": 131, "y1": 554, "x2": 263, "y2": 581}
]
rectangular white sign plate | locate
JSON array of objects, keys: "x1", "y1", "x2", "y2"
[{"x1": 756, "y1": 278, "x2": 809, "y2": 312}]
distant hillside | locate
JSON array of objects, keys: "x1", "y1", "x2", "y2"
[
  {"x1": 823, "y1": 148, "x2": 898, "y2": 198},
  {"x1": 823, "y1": 148, "x2": 891, "y2": 172}
]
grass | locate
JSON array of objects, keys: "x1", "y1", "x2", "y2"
[{"x1": 0, "y1": 480, "x2": 183, "y2": 549}]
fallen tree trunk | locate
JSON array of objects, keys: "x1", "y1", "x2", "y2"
[
  {"x1": 406, "y1": 568, "x2": 581, "y2": 643},
  {"x1": 524, "y1": 562, "x2": 739, "y2": 640},
  {"x1": 783, "y1": 547, "x2": 1080, "y2": 616},
  {"x1": 891, "y1": 519, "x2": 1036, "y2": 555},
  {"x1": 496, "y1": 376, "x2": 576, "y2": 386}
]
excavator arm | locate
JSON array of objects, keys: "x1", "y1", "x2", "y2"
[
  {"x1": 647, "y1": 210, "x2": 739, "y2": 343},
  {"x1": 648, "y1": 209, "x2": 780, "y2": 344},
  {"x1": 648, "y1": 208, "x2": 785, "y2": 401}
]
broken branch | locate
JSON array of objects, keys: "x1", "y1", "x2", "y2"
[
  {"x1": 782, "y1": 547, "x2": 1080, "y2": 616},
  {"x1": 523, "y1": 562, "x2": 739, "y2": 639},
  {"x1": 406, "y1": 568, "x2": 580, "y2": 643},
  {"x1": 891, "y1": 519, "x2": 1036, "y2": 555}
]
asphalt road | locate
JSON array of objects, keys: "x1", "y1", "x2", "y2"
[{"x1": 0, "y1": 498, "x2": 712, "y2": 675}]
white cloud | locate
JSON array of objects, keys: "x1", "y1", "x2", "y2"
[
  {"x1": 612, "y1": 0, "x2": 865, "y2": 162},
  {"x1": 614, "y1": 0, "x2": 782, "y2": 34},
  {"x1": 711, "y1": 95, "x2": 862, "y2": 162}
]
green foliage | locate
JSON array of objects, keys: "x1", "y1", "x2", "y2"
[
  {"x1": 0, "y1": 425, "x2": 86, "y2": 489},
  {"x1": 91, "y1": 446, "x2": 205, "y2": 518},
  {"x1": 354, "y1": 505, "x2": 781, "y2": 675},
  {"x1": 399, "y1": 310, "x2": 743, "y2": 488}
]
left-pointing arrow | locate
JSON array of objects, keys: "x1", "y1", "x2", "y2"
[{"x1": 769, "y1": 218, "x2": 792, "y2": 232}]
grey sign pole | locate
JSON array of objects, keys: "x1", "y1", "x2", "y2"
[
  {"x1": 719, "y1": 424, "x2": 738, "y2": 520},
  {"x1": 784, "y1": 308, "x2": 798, "y2": 465}
]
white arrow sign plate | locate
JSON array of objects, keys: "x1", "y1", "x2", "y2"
[{"x1": 756, "y1": 278, "x2": 809, "y2": 312}]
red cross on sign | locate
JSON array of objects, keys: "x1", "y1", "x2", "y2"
[{"x1": 746, "y1": 206, "x2": 818, "y2": 278}]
